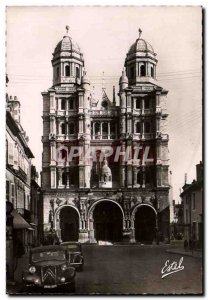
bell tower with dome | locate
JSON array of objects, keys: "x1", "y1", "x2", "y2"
[
  {"x1": 52, "y1": 26, "x2": 84, "y2": 87},
  {"x1": 41, "y1": 27, "x2": 170, "y2": 245},
  {"x1": 125, "y1": 28, "x2": 157, "y2": 86}
]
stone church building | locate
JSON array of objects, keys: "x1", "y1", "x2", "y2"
[{"x1": 41, "y1": 27, "x2": 170, "y2": 244}]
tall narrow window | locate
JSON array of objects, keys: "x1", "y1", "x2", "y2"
[
  {"x1": 145, "y1": 122, "x2": 151, "y2": 133},
  {"x1": 61, "y1": 123, "x2": 66, "y2": 134},
  {"x1": 61, "y1": 99, "x2": 66, "y2": 110},
  {"x1": 145, "y1": 168, "x2": 151, "y2": 185},
  {"x1": 62, "y1": 172, "x2": 67, "y2": 185},
  {"x1": 65, "y1": 65, "x2": 70, "y2": 77},
  {"x1": 136, "y1": 98, "x2": 141, "y2": 109},
  {"x1": 69, "y1": 123, "x2": 74, "y2": 134},
  {"x1": 76, "y1": 67, "x2": 80, "y2": 78},
  {"x1": 61, "y1": 149, "x2": 67, "y2": 160},
  {"x1": 69, "y1": 98, "x2": 74, "y2": 110},
  {"x1": 145, "y1": 98, "x2": 150, "y2": 109},
  {"x1": 137, "y1": 171, "x2": 142, "y2": 185},
  {"x1": 136, "y1": 122, "x2": 141, "y2": 133},
  {"x1": 151, "y1": 66, "x2": 154, "y2": 78},
  {"x1": 102, "y1": 123, "x2": 108, "y2": 139},
  {"x1": 140, "y1": 64, "x2": 146, "y2": 76}
]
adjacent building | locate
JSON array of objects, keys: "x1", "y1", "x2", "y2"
[
  {"x1": 180, "y1": 161, "x2": 203, "y2": 247},
  {"x1": 6, "y1": 89, "x2": 42, "y2": 278},
  {"x1": 41, "y1": 27, "x2": 170, "y2": 244}
]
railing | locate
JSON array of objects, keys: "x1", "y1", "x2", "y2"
[
  {"x1": 91, "y1": 110, "x2": 117, "y2": 117},
  {"x1": 91, "y1": 134, "x2": 116, "y2": 140}
]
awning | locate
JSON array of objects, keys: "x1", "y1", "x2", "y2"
[{"x1": 11, "y1": 210, "x2": 32, "y2": 230}]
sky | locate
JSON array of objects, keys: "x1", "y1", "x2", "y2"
[{"x1": 6, "y1": 6, "x2": 202, "y2": 205}]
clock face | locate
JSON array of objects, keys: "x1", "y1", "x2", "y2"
[{"x1": 6, "y1": 201, "x2": 14, "y2": 214}]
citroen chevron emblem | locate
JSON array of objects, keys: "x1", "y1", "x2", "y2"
[{"x1": 42, "y1": 268, "x2": 56, "y2": 281}]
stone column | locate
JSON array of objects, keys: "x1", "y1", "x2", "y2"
[
  {"x1": 100, "y1": 122, "x2": 103, "y2": 139},
  {"x1": 108, "y1": 122, "x2": 110, "y2": 139},
  {"x1": 50, "y1": 142, "x2": 56, "y2": 165},
  {"x1": 142, "y1": 166, "x2": 145, "y2": 188},
  {"x1": 142, "y1": 121, "x2": 145, "y2": 139},
  {"x1": 57, "y1": 168, "x2": 62, "y2": 188},
  {"x1": 142, "y1": 98, "x2": 145, "y2": 113},
  {"x1": 92, "y1": 122, "x2": 95, "y2": 139},
  {"x1": 133, "y1": 167, "x2": 137, "y2": 186},
  {"x1": 50, "y1": 167, "x2": 56, "y2": 189},
  {"x1": 127, "y1": 165, "x2": 132, "y2": 187},
  {"x1": 66, "y1": 167, "x2": 70, "y2": 188}
]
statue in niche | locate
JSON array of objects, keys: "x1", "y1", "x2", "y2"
[{"x1": 101, "y1": 157, "x2": 112, "y2": 182}]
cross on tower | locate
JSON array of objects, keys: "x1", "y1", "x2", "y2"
[
  {"x1": 138, "y1": 28, "x2": 142, "y2": 39},
  {"x1": 66, "y1": 25, "x2": 70, "y2": 35}
]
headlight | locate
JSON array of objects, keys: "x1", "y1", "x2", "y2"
[
  {"x1": 60, "y1": 277, "x2": 65, "y2": 283},
  {"x1": 61, "y1": 264, "x2": 67, "y2": 271},
  {"x1": 29, "y1": 266, "x2": 36, "y2": 274},
  {"x1": 34, "y1": 278, "x2": 41, "y2": 285}
]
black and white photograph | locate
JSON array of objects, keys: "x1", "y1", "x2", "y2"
[{"x1": 5, "y1": 5, "x2": 203, "y2": 295}]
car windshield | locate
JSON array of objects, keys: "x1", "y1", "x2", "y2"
[
  {"x1": 32, "y1": 250, "x2": 66, "y2": 262},
  {"x1": 64, "y1": 244, "x2": 80, "y2": 251}
]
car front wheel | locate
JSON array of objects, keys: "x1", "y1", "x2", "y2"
[{"x1": 65, "y1": 280, "x2": 75, "y2": 293}]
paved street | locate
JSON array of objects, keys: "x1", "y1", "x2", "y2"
[
  {"x1": 7, "y1": 244, "x2": 203, "y2": 295},
  {"x1": 75, "y1": 245, "x2": 202, "y2": 295}
]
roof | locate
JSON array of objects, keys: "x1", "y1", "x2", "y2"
[
  {"x1": 31, "y1": 245, "x2": 64, "y2": 253},
  {"x1": 128, "y1": 38, "x2": 155, "y2": 55},
  {"x1": 54, "y1": 35, "x2": 81, "y2": 55},
  {"x1": 180, "y1": 180, "x2": 203, "y2": 197}
]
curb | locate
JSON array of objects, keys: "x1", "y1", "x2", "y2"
[{"x1": 166, "y1": 249, "x2": 202, "y2": 258}]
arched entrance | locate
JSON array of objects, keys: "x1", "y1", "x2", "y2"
[
  {"x1": 134, "y1": 205, "x2": 156, "y2": 244},
  {"x1": 93, "y1": 201, "x2": 123, "y2": 242},
  {"x1": 59, "y1": 206, "x2": 79, "y2": 242}
]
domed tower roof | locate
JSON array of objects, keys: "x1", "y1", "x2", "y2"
[
  {"x1": 128, "y1": 38, "x2": 155, "y2": 56},
  {"x1": 51, "y1": 26, "x2": 84, "y2": 87},
  {"x1": 52, "y1": 26, "x2": 83, "y2": 60},
  {"x1": 126, "y1": 28, "x2": 157, "y2": 60},
  {"x1": 124, "y1": 28, "x2": 158, "y2": 85},
  {"x1": 54, "y1": 35, "x2": 81, "y2": 55}
]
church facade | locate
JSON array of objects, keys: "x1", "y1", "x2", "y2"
[{"x1": 41, "y1": 27, "x2": 170, "y2": 244}]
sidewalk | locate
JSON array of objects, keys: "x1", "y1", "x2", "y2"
[{"x1": 166, "y1": 247, "x2": 202, "y2": 258}]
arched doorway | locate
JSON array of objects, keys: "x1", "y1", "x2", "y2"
[
  {"x1": 59, "y1": 206, "x2": 79, "y2": 242},
  {"x1": 134, "y1": 205, "x2": 156, "y2": 244},
  {"x1": 93, "y1": 201, "x2": 123, "y2": 242}
]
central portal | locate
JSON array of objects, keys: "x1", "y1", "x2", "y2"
[
  {"x1": 93, "y1": 201, "x2": 123, "y2": 242},
  {"x1": 135, "y1": 205, "x2": 156, "y2": 244},
  {"x1": 59, "y1": 206, "x2": 79, "y2": 242}
]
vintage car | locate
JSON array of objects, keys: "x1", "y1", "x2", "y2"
[
  {"x1": 61, "y1": 242, "x2": 84, "y2": 272},
  {"x1": 22, "y1": 245, "x2": 76, "y2": 293}
]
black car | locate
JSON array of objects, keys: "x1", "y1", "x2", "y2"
[
  {"x1": 22, "y1": 245, "x2": 76, "y2": 293},
  {"x1": 61, "y1": 242, "x2": 84, "y2": 272}
]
